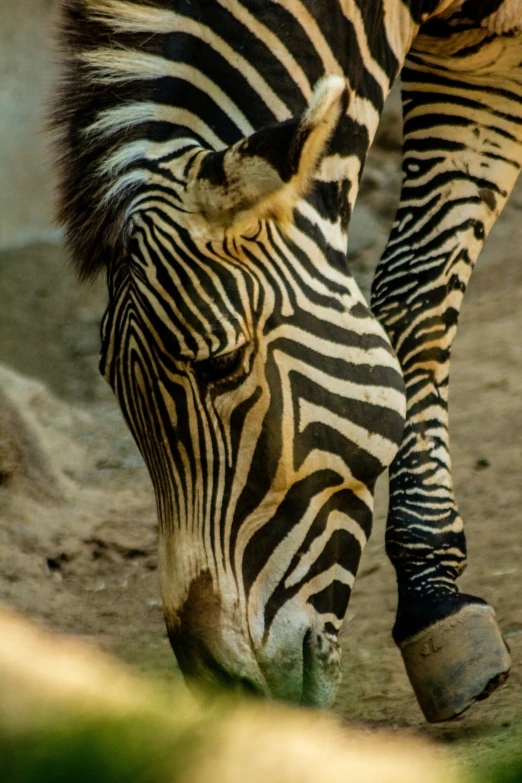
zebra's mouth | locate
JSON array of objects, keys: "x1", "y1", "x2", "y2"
[
  {"x1": 165, "y1": 572, "x2": 342, "y2": 705},
  {"x1": 168, "y1": 612, "x2": 342, "y2": 706}
]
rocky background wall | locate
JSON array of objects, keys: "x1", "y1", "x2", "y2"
[{"x1": 1, "y1": 1, "x2": 522, "y2": 772}]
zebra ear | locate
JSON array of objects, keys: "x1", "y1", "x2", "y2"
[{"x1": 185, "y1": 76, "x2": 349, "y2": 228}]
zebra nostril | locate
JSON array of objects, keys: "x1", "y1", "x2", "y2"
[{"x1": 302, "y1": 627, "x2": 313, "y2": 664}]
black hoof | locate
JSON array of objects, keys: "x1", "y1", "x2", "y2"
[{"x1": 395, "y1": 593, "x2": 510, "y2": 723}]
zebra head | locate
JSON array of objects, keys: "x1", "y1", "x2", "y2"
[
  {"x1": 98, "y1": 78, "x2": 404, "y2": 704},
  {"x1": 59, "y1": 60, "x2": 404, "y2": 703}
]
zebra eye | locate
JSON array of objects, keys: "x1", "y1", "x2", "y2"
[{"x1": 194, "y1": 346, "x2": 245, "y2": 382}]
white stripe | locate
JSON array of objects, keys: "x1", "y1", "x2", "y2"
[
  {"x1": 81, "y1": 48, "x2": 254, "y2": 137},
  {"x1": 285, "y1": 510, "x2": 367, "y2": 589},
  {"x1": 87, "y1": 0, "x2": 291, "y2": 120}
]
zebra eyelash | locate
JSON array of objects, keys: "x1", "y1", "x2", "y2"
[{"x1": 193, "y1": 346, "x2": 247, "y2": 384}]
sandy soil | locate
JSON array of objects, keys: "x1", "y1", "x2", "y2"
[{"x1": 0, "y1": 124, "x2": 521, "y2": 770}]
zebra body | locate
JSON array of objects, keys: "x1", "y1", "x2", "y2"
[{"x1": 53, "y1": 0, "x2": 522, "y2": 711}]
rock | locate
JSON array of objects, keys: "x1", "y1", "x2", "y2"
[
  {"x1": 0, "y1": 385, "x2": 63, "y2": 502},
  {"x1": 347, "y1": 204, "x2": 383, "y2": 258},
  {"x1": 374, "y1": 82, "x2": 403, "y2": 152},
  {"x1": 0, "y1": 243, "x2": 109, "y2": 403},
  {"x1": 0, "y1": 0, "x2": 61, "y2": 249},
  {"x1": 0, "y1": 363, "x2": 88, "y2": 493}
]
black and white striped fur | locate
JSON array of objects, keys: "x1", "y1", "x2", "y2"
[{"x1": 52, "y1": 0, "x2": 522, "y2": 707}]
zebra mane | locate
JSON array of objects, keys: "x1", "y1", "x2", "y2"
[
  {"x1": 481, "y1": 0, "x2": 522, "y2": 33},
  {"x1": 51, "y1": 0, "x2": 182, "y2": 281}
]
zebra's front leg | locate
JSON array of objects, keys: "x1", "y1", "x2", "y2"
[{"x1": 371, "y1": 19, "x2": 522, "y2": 722}]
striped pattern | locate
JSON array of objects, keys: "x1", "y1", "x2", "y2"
[
  {"x1": 371, "y1": 10, "x2": 522, "y2": 620},
  {"x1": 52, "y1": 0, "x2": 522, "y2": 705}
]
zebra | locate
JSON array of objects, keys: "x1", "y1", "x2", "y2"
[{"x1": 52, "y1": 0, "x2": 521, "y2": 720}]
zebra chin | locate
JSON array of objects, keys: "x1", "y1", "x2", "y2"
[{"x1": 163, "y1": 573, "x2": 341, "y2": 707}]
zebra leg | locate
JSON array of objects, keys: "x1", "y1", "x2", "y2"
[{"x1": 371, "y1": 23, "x2": 522, "y2": 722}]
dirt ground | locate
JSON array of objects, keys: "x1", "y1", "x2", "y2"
[{"x1": 0, "y1": 118, "x2": 521, "y2": 771}]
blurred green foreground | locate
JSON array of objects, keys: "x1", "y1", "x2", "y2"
[{"x1": 1, "y1": 606, "x2": 520, "y2": 783}]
